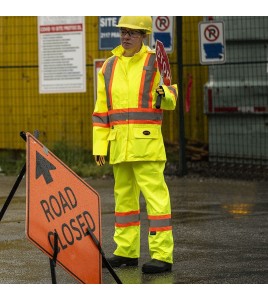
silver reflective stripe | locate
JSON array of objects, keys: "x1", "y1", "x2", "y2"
[
  {"x1": 92, "y1": 114, "x2": 109, "y2": 125},
  {"x1": 167, "y1": 86, "x2": 178, "y2": 99},
  {"x1": 149, "y1": 218, "x2": 171, "y2": 228},
  {"x1": 109, "y1": 110, "x2": 163, "y2": 123},
  {"x1": 140, "y1": 54, "x2": 157, "y2": 108},
  {"x1": 103, "y1": 56, "x2": 118, "y2": 110},
  {"x1": 115, "y1": 214, "x2": 140, "y2": 225}
]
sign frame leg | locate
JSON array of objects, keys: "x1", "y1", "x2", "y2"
[
  {"x1": 0, "y1": 132, "x2": 27, "y2": 221},
  {"x1": 49, "y1": 231, "x2": 59, "y2": 284},
  {"x1": 87, "y1": 228, "x2": 122, "y2": 284}
]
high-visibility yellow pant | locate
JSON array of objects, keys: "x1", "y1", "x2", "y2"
[{"x1": 112, "y1": 161, "x2": 174, "y2": 264}]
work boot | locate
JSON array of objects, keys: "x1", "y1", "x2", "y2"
[
  {"x1": 142, "y1": 259, "x2": 172, "y2": 274},
  {"x1": 102, "y1": 255, "x2": 138, "y2": 268}
]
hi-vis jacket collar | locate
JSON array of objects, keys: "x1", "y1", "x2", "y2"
[{"x1": 112, "y1": 43, "x2": 155, "y2": 59}]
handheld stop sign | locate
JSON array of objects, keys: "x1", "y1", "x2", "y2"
[
  {"x1": 155, "y1": 39, "x2": 171, "y2": 86},
  {"x1": 155, "y1": 40, "x2": 171, "y2": 108}
]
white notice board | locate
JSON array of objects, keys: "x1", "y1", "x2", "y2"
[{"x1": 38, "y1": 16, "x2": 86, "y2": 94}]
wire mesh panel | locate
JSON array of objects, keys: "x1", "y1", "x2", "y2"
[
  {"x1": 0, "y1": 16, "x2": 268, "y2": 180},
  {"x1": 0, "y1": 16, "x2": 180, "y2": 176}
]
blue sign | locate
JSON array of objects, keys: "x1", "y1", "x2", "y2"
[
  {"x1": 153, "y1": 32, "x2": 171, "y2": 49},
  {"x1": 99, "y1": 16, "x2": 120, "y2": 50},
  {"x1": 203, "y1": 43, "x2": 224, "y2": 59}
]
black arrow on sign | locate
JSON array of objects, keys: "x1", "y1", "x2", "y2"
[{"x1": 36, "y1": 151, "x2": 56, "y2": 184}]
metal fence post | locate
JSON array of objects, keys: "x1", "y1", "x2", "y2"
[{"x1": 176, "y1": 16, "x2": 187, "y2": 176}]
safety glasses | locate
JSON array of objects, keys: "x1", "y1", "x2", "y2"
[{"x1": 119, "y1": 28, "x2": 144, "y2": 38}]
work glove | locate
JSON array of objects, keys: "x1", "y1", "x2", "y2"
[
  {"x1": 94, "y1": 155, "x2": 105, "y2": 166},
  {"x1": 156, "y1": 86, "x2": 165, "y2": 97},
  {"x1": 155, "y1": 86, "x2": 165, "y2": 109}
]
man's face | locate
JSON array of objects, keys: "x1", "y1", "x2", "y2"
[{"x1": 119, "y1": 28, "x2": 145, "y2": 51}]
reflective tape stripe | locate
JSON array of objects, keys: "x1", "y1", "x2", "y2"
[
  {"x1": 93, "y1": 109, "x2": 162, "y2": 127},
  {"x1": 92, "y1": 113, "x2": 109, "y2": 127},
  {"x1": 138, "y1": 53, "x2": 157, "y2": 108},
  {"x1": 115, "y1": 210, "x2": 140, "y2": 227},
  {"x1": 167, "y1": 86, "x2": 178, "y2": 99},
  {"x1": 149, "y1": 226, "x2": 172, "y2": 232},
  {"x1": 148, "y1": 214, "x2": 172, "y2": 232},
  {"x1": 108, "y1": 108, "x2": 163, "y2": 125},
  {"x1": 103, "y1": 56, "x2": 118, "y2": 110},
  {"x1": 103, "y1": 53, "x2": 157, "y2": 111},
  {"x1": 149, "y1": 218, "x2": 171, "y2": 227}
]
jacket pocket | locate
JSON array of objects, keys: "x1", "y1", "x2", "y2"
[
  {"x1": 131, "y1": 127, "x2": 163, "y2": 160},
  {"x1": 107, "y1": 129, "x2": 117, "y2": 141},
  {"x1": 133, "y1": 127, "x2": 159, "y2": 139}
]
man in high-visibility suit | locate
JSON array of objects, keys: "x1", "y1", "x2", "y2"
[{"x1": 92, "y1": 16, "x2": 178, "y2": 273}]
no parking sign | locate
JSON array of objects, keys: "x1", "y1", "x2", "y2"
[
  {"x1": 150, "y1": 16, "x2": 174, "y2": 53},
  {"x1": 198, "y1": 21, "x2": 226, "y2": 64}
]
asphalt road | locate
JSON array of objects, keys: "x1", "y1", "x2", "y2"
[{"x1": 0, "y1": 175, "x2": 268, "y2": 285}]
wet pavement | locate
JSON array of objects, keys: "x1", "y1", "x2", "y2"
[{"x1": 0, "y1": 175, "x2": 268, "y2": 284}]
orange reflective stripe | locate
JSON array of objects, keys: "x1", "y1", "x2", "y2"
[
  {"x1": 115, "y1": 221, "x2": 141, "y2": 228},
  {"x1": 108, "y1": 108, "x2": 163, "y2": 126},
  {"x1": 101, "y1": 59, "x2": 108, "y2": 75},
  {"x1": 149, "y1": 226, "x2": 172, "y2": 232},
  {"x1": 148, "y1": 214, "x2": 171, "y2": 220},
  {"x1": 92, "y1": 112, "x2": 109, "y2": 127},
  {"x1": 148, "y1": 214, "x2": 172, "y2": 232},
  {"x1": 167, "y1": 86, "x2": 178, "y2": 99},
  {"x1": 138, "y1": 53, "x2": 157, "y2": 108},
  {"x1": 115, "y1": 210, "x2": 140, "y2": 216},
  {"x1": 115, "y1": 210, "x2": 140, "y2": 227},
  {"x1": 103, "y1": 56, "x2": 118, "y2": 110}
]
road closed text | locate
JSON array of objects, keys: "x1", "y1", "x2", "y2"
[{"x1": 39, "y1": 186, "x2": 96, "y2": 252}]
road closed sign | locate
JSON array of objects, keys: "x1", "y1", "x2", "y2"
[
  {"x1": 26, "y1": 133, "x2": 101, "y2": 284},
  {"x1": 199, "y1": 21, "x2": 226, "y2": 64}
]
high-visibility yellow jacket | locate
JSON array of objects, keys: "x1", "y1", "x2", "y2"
[{"x1": 92, "y1": 43, "x2": 178, "y2": 164}]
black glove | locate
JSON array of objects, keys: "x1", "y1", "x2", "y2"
[
  {"x1": 94, "y1": 155, "x2": 105, "y2": 166},
  {"x1": 156, "y1": 86, "x2": 165, "y2": 96}
]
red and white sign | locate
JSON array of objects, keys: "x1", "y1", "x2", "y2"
[
  {"x1": 38, "y1": 16, "x2": 86, "y2": 93},
  {"x1": 155, "y1": 40, "x2": 171, "y2": 86},
  {"x1": 26, "y1": 132, "x2": 101, "y2": 284},
  {"x1": 198, "y1": 21, "x2": 225, "y2": 65},
  {"x1": 150, "y1": 16, "x2": 174, "y2": 53}
]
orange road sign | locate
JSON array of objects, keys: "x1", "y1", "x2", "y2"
[{"x1": 26, "y1": 132, "x2": 101, "y2": 284}]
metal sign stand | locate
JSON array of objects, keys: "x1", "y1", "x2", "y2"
[
  {"x1": 0, "y1": 130, "x2": 58, "y2": 284},
  {"x1": 0, "y1": 132, "x2": 28, "y2": 221},
  {"x1": 87, "y1": 228, "x2": 122, "y2": 284},
  {"x1": 49, "y1": 231, "x2": 59, "y2": 284}
]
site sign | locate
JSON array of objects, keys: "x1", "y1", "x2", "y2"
[
  {"x1": 99, "y1": 16, "x2": 120, "y2": 50},
  {"x1": 26, "y1": 133, "x2": 101, "y2": 284}
]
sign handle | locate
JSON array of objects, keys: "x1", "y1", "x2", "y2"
[
  {"x1": 87, "y1": 228, "x2": 122, "y2": 284},
  {"x1": 155, "y1": 94, "x2": 162, "y2": 109},
  {"x1": 49, "y1": 231, "x2": 59, "y2": 284}
]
